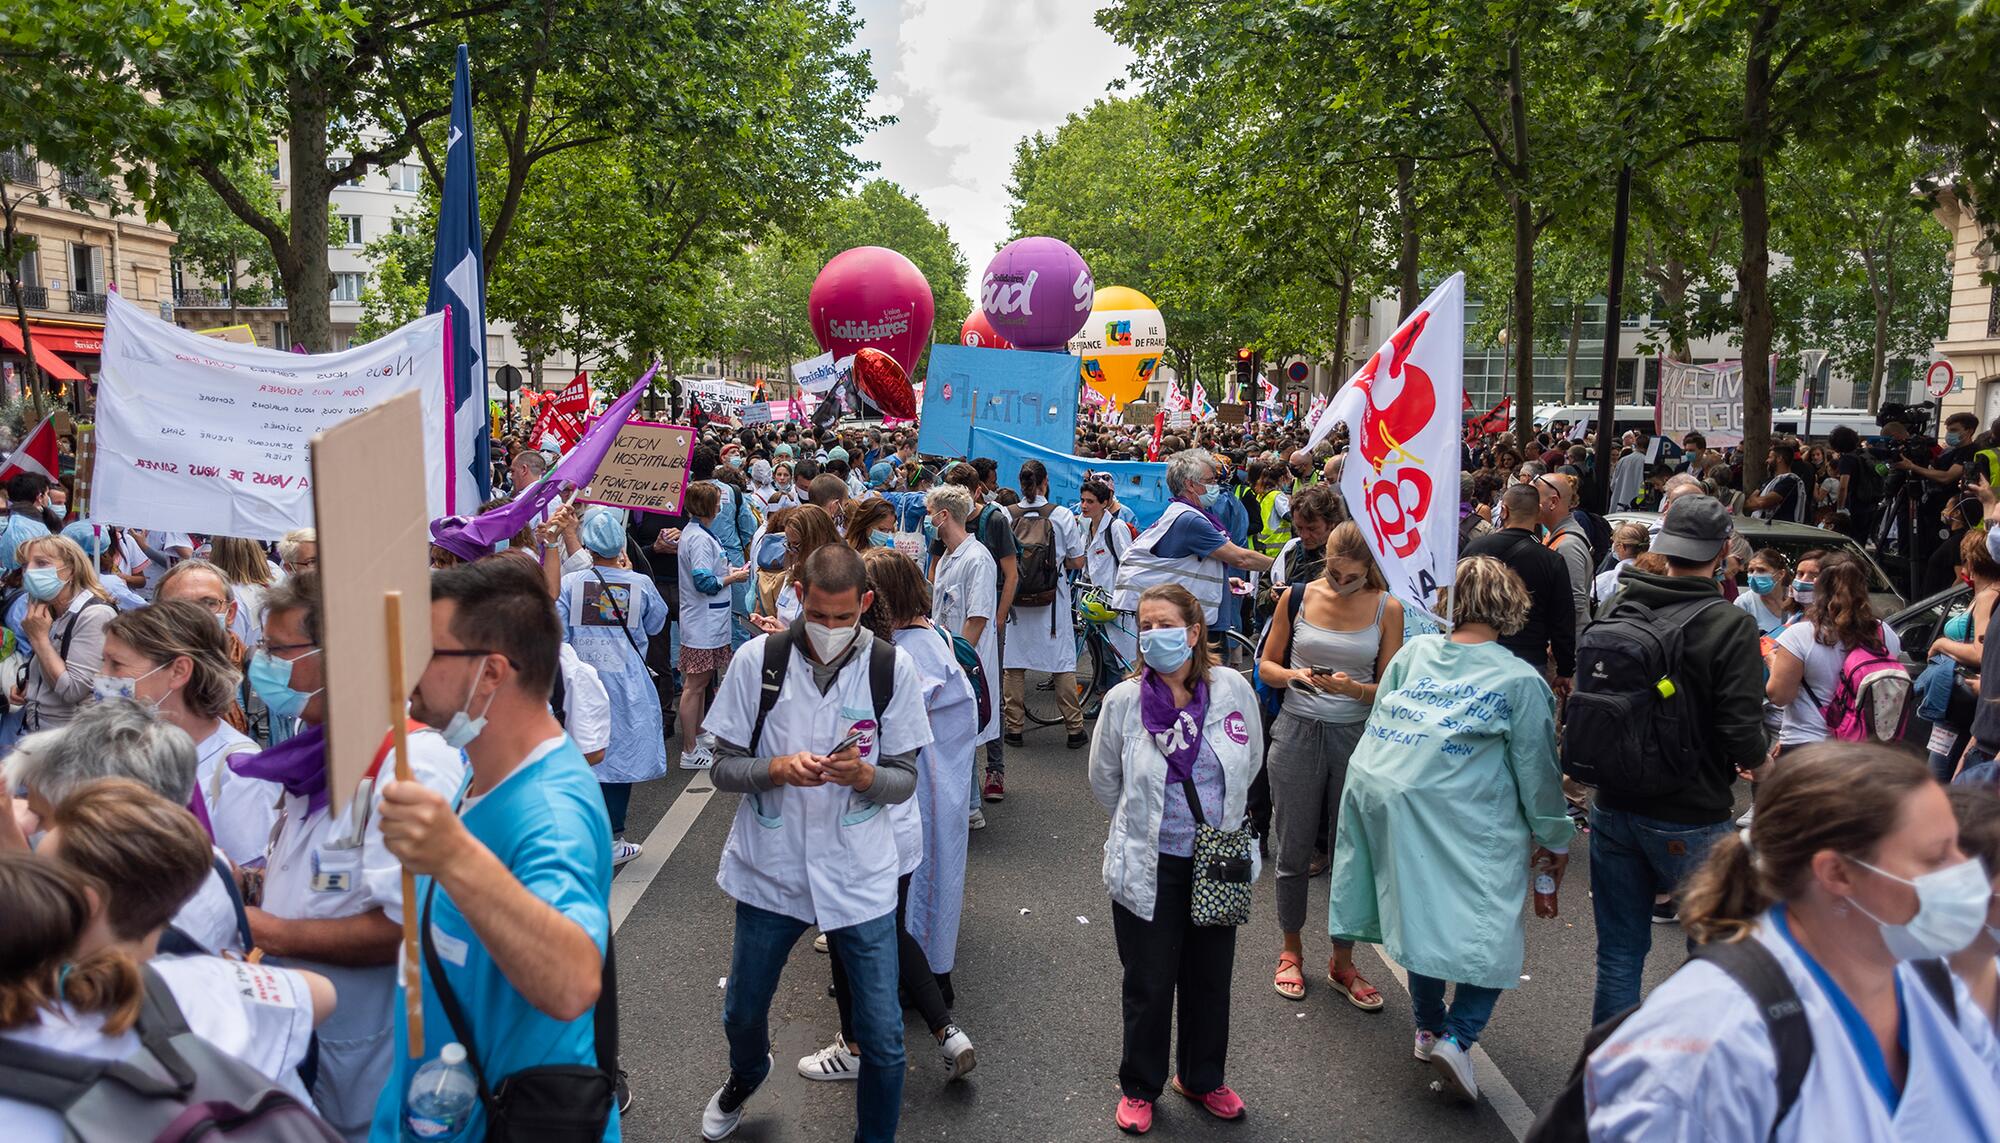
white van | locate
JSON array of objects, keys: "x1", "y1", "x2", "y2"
[{"x1": 1531, "y1": 403, "x2": 1657, "y2": 439}]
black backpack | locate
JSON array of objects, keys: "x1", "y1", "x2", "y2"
[
  {"x1": 1560, "y1": 595, "x2": 1723, "y2": 798},
  {"x1": 748, "y1": 626, "x2": 896, "y2": 750},
  {"x1": 1527, "y1": 941, "x2": 1956, "y2": 1143},
  {"x1": 0, "y1": 964, "x2": 344, "y2": 1142},
  {"x1": 1008, "y1": 503, "x2": 1061, "y2": 611}
]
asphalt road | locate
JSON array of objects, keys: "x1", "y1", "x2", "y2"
[{"x1": 606, "y1": 723, "x2": 1700, "y2": 1142}]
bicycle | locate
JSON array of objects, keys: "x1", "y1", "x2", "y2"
[{"x1": 1022, "y1": 583, "x2": 1258, "y2": 728}]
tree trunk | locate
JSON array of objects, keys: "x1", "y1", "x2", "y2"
[
  {"x1": 1594, "y1": 163, "x2": 1633, "y2": 514},
  {"x1": 0, "y1": 182, "x2": 45, "y2": 411},
  {"x1": 1735, "y1": 3, "x2": 1779, "y2": 491},
  {"x1": 1330, "y1": 273, "x2": 1353, "y2": 398},
  {"x1": 1563, "y1": 304, "x2": 1582, "y2": 404},
  {"x1": 1396, "y1": 157, "x2": 1421, "y2": 321},
  {"x1": 281, "y1": 93, "x2": 335, "y2": 352},
  {"x1": 1507, "y1": 40, "x2": 1536, "y2": 456}
]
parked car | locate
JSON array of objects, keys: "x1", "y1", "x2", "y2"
[{"x1": 1606, "y1": 512, "x2": 1904, "y2": 616}]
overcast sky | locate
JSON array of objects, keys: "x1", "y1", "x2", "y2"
[{"x1": 848, "y1": 0, "x2": 1134, "y2": 306}]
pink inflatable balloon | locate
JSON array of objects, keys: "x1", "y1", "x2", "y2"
[
  {"x1": 809, "y1": 246, "x2": 935, "y2": 378},
  {"x1": 959, "y1": 309, "x2": 1014, "y2": 350},
  {"x1": 979, "y1": 236, "x2": 1093, "y2": 350}
]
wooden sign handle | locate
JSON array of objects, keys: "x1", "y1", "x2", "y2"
[{"x1": 384, "y1": 590, "x2": 423, "y2": 1057}]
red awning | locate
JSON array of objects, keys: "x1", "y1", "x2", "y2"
[
  {"x1": 27, "y1": 326, "x2": 103, "y2": 356},
  {"x1": 0, "y1": 322, "x2": 86, "y2": 382}
]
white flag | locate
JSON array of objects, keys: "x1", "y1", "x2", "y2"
[{"x1": 1309, "y1": 273, "x2": 1465, "y2": 624}]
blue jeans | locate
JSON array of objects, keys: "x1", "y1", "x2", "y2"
[
  {"x1": 1407, "y1": 972, "x2": 1500, "y2": 1045},
  {"x1": 722, "y1": 902, "x2": 904, "y2": 1143},
  {"x1": 1588, "y1": 804, "x2": 1734, "y2": 1025}
]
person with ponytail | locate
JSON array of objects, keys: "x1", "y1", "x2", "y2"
[
  {"x1": 1946, "y1": 785, "x2": 2000, "y2": 1031},
  {"x1": 1767, "y1": 554, "x2": 1900, "y2": 752},
  {"x1": 0, "y1": 851, "x2": 145, "y2": 1134},
  {"x1": 1587, "y1": 743, "x2": 2000, "y2": 1139}
]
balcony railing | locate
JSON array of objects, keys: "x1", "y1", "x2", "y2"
[
  {"x1": 173, "y1": 287, "x2": 286, "y2": 310},
  {"x1": 0, "y1": 151, "x2": 34, "y2": 185},
  {"x1": 68, "y1": 291, "x2": 106, "y2": 315},
  {"x1": 0, "y1": 283, "x2": 48, "y2": 310},
  {"x1": 57, "y1": 171, "x2": 111, "y2": 200},
  {"x1": 1990, "y1": 283, "x2": 2000, "y2": 339}
]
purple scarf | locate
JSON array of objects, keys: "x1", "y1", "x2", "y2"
[
  {"x1": 1140, "y1": 670, "x2": 1209, "y2": 785},
  {"x1": 1179, "y1": 494, "x2": 1228, "y2": 535},
  {"x1": 230, "y1": 723, "x2": 329, "y2": 816},
  {"x1": 185, "y1": 787, "x2": 215, "y2": 840}
]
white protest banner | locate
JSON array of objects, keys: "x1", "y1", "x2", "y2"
[
  {"x1": 739, "y1": 401, "x2": 773, "y2": 425},
  {"x1": 683, "y1": 378, "x2": 755, "y2": 421},
  {"x1": 576, "y1": 420, "x2": 696, "y2": 513},
  {"x1": 1309, "y1": 272, "x2": 1464, "y2": 625},
  {"x1": 94, "y1": 292, "x2": 449, "y2": 540},
  {"x1": 1656, "y1": 357, "x2": 1746, "y2": 447},
  {"x1": 791, "y1": 351, "x2": 845, "y2": 394}
]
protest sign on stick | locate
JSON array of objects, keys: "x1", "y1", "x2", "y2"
[
  {"x1": 309, "y1": 389, "x2": 433, "y2": 1053},
  {"x1": 577, "y1": 420, "x2": 696, "y2": 513}
]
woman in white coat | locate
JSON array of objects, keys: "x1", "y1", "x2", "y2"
[
  {"x1": 1587, "y1": 742, "x2": 2000, "y2": 1140},
  {"x1": 1089, "y1": 582, "x2": 1262, "y2": 1136},
  {"x1": 1079, "y1": 478, "x2": 1136, "y2": 668},
  {"x1": 1001, "y1": 461, "x2": 1087, "y2": 749}
]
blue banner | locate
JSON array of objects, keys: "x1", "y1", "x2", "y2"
[
  {"x1": 426, "y1": 43, "x2": 492, "y2": 510},
  {"x1": 970, "y1": 427, "x2": 1173, "y2": 528},
  {"x1": 917, "y1": 344, "x2": 1080, "y2": 458}
]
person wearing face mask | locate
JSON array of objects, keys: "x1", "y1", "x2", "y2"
[
  {"x1": 559, "y1": 506, "x2": 671, "y2": 860},
  {"x1": 748, "y1": 457, "x2": 787, "y2": 518},
  {"x1": 1767, "y1": 555, "x2": 1901, "y2": 756},
  {"x1": 12, "y1": 535, "x2": 115, "y2": 733},
  {"x1": 1585, "y1": 743, "x2": 2000, "y2": 1139},
  {"x1": 696, "y1": 544, "x2": 930, "y2": 1142},
  {"x1": 0, "y1": 472, "x2": 52, "y2": 574},
  {"x1": 841, "y1": 498, "x2": 899, "y2": 555},
  {"x1": 1090, "y1": 583, "x2": 1261, "y2": 1134},
  {"x1": 1001, "y1": 461, "x2": 1089, "y2": 755},
  {"x1": 1258, "y1": 522, "x2": 1401, "y2": 1010},
  {"x1": 1111, "y1": 450, "x2": 1273, "y2": 632},
  {"x1": 59, "y1": 520, "x2": 147, "y2": 610},
  {"x1": 1735, "y1": 547, "x2": 1799, "y2": 637},
  {"x1": 370, "y1": 556, "x2": 620, "y2": 1142},
  {"x1": 666, "y1": 488, "x2": 747, "y2": 778},
  {"x1": 926, "y1": 484, "x2": 1001, "y2": 831},
  {"x1": 692, "y1": 446, "x2": 758, "y2": 648},
  {"x1": 101, "y1": 600, "x2": 277, "y2": 866},
  {"x1": 1945, "y1": 785, "x2": 2000, "y2": 1033},
  {"x1": 229, "y1": 569, "x2": 466, "y2": 1141}
]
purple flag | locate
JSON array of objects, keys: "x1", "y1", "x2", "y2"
[{"x1": 430, "y1": 362, "x2": 658, "y2": 560}]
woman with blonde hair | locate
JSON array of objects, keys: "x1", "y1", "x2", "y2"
[
  {"x1": 11, "y1": 534, "x2": 114, "y2": 731},
  {"x1": 1586, "y1": 744, "x2": 2000, "y2": 1137},
  {"x1": 1328, "y1": 555, "x2": 1573, "y2": 1105},
  {"x1": 207, "y1": 536, "x2": 278, "y2": 648},
  {"x1": 1090, "y1": 583, "x2": 1262, "y2": 1133},
  {"x1": 102, "y1": 600, "x2": 276, "y2": 865},
  {"x1": 1259, "y1": 521, "x2": 1402, "y2": 1008},
  {"x1": 751, "y1": 503, "x2": 841, "y2": 630}
]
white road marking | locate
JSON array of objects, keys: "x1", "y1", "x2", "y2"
[
  {"x1": 1363, "y1": 945, "x2": 1536, "y2": 1141},
  {"x1": 610, "y1": 772, "x2": 715, "y2": 932}
]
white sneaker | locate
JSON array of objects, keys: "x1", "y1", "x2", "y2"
[
  {"x1": 680, "y1": 745, "x2": 716, "y2": 770},
  {"x1": 701, "y1": 1054, "x2": 769, "y2": 1140},
  {"x1": 611, "y1": 839, "x2": 643, "y2": 868},
  {"x1": 1428, "y1": 1036, "x2": 1478, "y2": 1103},
  {"x1": 1413, "y1": 1029, "x2": 1437, "y2": 1062},
  {"x1": 797, "y1": 1036, "x2": 861, "y2": 1081},
  {"x1": 968, "y1": 808, "x2": 987, "y2": 831},
  {"x1": 1736, "y1": 805, "x2": 1754, "y2": 828},
  {"x1": 813, "y1": 932, "x2": 829, "y2": 954},
  {"x1": 938, "y1": 1024, "x2": 976, "y2": 1081}
]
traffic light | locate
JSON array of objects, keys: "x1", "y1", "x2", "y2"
[{"x1": 1233, "y1": 347, "x2": 1254, "y2": 388}]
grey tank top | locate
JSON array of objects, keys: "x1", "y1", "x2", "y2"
[{"x1": 1281, "y1": 592, "x2": 1385, "y2": 724}]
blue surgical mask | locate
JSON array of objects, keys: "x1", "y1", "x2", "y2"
[
  {"x1": 1140, "y1": 626, "x2": 1193, "y2": 672},
  {"x1": 1793, "y1": 579, "x2": 1815, "y2": 604},
  {"x1": 23, "y1": 567, "x2": 63, "y2": 601},
  {"x1": 440, "y1": 665, "x2": 495, "y2": 750},
  {"x1": 92, "y1": 660, "x2": 167, "y2": 705},
  {"x1": 1948, "y1": 432, "x2": 1965, "y2": 447},
  {"x1": 869, "y1": 530, "x2": 896, "y2": 549},
  {"x1": 1747, "y1": 573, "x2": 1777, "y2": 595},
  {"x1": 1846, "y1": 855, "x2": 1992, "y2": 960},
  {"x1": 248, "y1": 648, "x2": 322, "y2": 720},
  {"x1": 1198, "y1": 487, "x2": 1221, "y2": 508}
]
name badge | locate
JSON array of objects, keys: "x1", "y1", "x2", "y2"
[
  {"x1": 429, "y1": 922, "x2": 470, "y2": 967},
  {"x1": 309, "y1": 850, "x2": 353, "y2": 893}
]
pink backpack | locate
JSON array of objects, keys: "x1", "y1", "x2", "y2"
[{"x1": 1815, "y1": 625, "x2": 1913, "y2": 742}]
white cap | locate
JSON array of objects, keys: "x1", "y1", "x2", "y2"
[{"x1": 439, "y1": 1043, "x2": 468, "y2": 1066}]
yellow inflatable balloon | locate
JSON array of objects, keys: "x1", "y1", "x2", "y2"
[{"x1": 1069, "y1": 285, "x2": 1167, "y2": 408}]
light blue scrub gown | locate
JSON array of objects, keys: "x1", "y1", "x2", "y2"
[{"x1": 558, "y1": 565, "x2": 668, "y2": 784}]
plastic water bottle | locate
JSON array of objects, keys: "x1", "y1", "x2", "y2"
[
  {"x1": 1533, "y1": 867, "x2": 1559, "y2": 919},
  {"x1": 404, "y1": 1042, "x2": 477, "y2": 1140}
]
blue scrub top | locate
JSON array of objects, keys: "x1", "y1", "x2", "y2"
[{"x1": 370, "y1": 737, "x2": 619, "y2": 1141}]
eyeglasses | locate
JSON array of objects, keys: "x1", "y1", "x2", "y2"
[
  {"x1": 255, "y1": 639, "x2": 316, "y2": 658},
  {"x1": 431, "y1": 647, "x2": 521, "y2": 669}
]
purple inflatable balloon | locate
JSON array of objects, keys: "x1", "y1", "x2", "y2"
[{"x1": 980, "y1": 236, "x2": 1094, "y2": 350}]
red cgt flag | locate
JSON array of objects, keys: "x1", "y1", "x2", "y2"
[
  {"x1": 0, "y1": 412, "x2": 60, "y2": 483},
  {"x1": 528, "y1": 373, "x2": 592, "y2": 452}
]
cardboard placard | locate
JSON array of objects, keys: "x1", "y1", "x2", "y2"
[
  {"x1": 310, "y1": 390, "x2": 434, "y2": 817},
  {"x1": 195, "y1": 323, "x2": 258, "y2": 346},
  {"x1": 914, "y1": 344, "x2": 1081, "y2": 457},
  {"x1": 576, "y1": 419, "x2": 695, "y2": 513},
  {"x1": 1216, "y1": 403, "x2": 1247, "y2": 425}
]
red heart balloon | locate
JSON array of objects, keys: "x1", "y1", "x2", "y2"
[{"x1": 852, "y1": 347, "x2": 915, "y2": 420}]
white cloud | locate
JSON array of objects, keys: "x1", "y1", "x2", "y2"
[{"x1": 850, "y1": 0, "x2": 1133, "y2": 307}]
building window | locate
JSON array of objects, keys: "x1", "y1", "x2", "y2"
[
  {"x1": 331, "y1": 272, "x2": 367, "y2": 303},
  {"x1": 70, "y1": 243, "x2": 96, "y2": 294},
  {"x1": 393, "y1": 164, "x2": 422, "y2": 193},
  {"x1": 273, "y1": 320, "x2": 289, "y2": 349},
  {"x1": 1989, "y1": 282, "x2": 2000, "y2": 339},
  {"x1": 391, "y1": 214, "x2": 420, "y2": 237},
  {"x1": 341, "y1": 215, "x2": 363, "y2": 246},
  {"x1": 327, "y1": 159, "x2": 363, "y2": 188}
]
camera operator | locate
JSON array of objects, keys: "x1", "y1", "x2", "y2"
[
  {"x1": 1910, "y1": 412, "x2": 1985, "y2": 595},
  {"x1": 1869, "y1": 406, "x2": 1944, "y2": 564}
]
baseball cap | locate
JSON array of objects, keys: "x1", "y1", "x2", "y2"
[{"x1": 1652, "y1": 494, "x2": 1731, "y2": 563}]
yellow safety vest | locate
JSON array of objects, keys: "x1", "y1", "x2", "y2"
[{"x1": 1255, "y1": 488, "x2": 1292, "y2": 556}]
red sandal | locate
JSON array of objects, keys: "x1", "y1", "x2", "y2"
[
  {"x1": 1327, "y1": 963, "x2": 1384, "y2": 1011},
  {"x1": 1273, "y1": 952, "x2": 1306, "y2": 1001}
]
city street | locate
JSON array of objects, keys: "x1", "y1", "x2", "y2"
[{"x1": 608, "y1": 723, "x2": 1696, "y2": 1142}]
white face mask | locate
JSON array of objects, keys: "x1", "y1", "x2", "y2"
[
  {"x1": 440, "y1": 662, "x2": 497, "y2": 750},
  {"x1": 805, "y1": 620, "x2": 860, "y2": 662},
  {"x1": 1847, "y1": 856, "x2": 1992, "y2": 960}
]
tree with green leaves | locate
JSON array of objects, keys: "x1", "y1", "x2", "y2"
[{"x1": 157, "y1": 143, "x2": 286, "y2": 323}]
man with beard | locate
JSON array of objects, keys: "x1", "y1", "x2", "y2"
[{"x1": 371, "y1": 556, "x2": 619, "y2": 1141}]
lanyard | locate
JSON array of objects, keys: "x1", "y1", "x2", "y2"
[{"x1": 1774, "y1": 907, "x2": 1906, "y2": 1112}]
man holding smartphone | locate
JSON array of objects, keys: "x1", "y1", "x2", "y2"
[{"x1": 696, "y1": 544, "x2": 933, "y2": 1142}]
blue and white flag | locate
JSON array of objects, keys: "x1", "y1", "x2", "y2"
[{"x1": 426, "y1": 43, "x2": 491, "y2": 511}]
